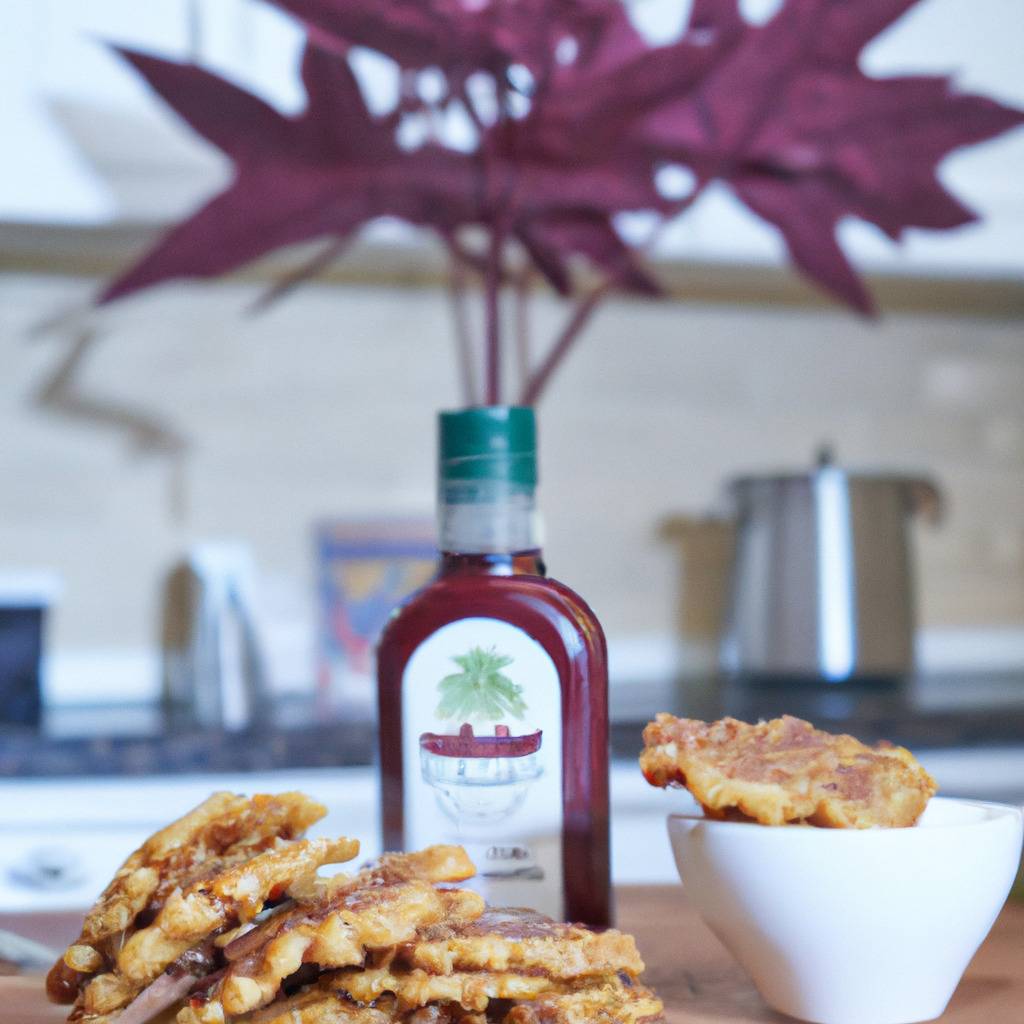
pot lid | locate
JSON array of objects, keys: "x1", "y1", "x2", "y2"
[
  {"x1": 729, "y1": 445, "x2": 931, "y2": 486},
  {"x1": 726, "y1": 447, "x2": 943, "y2": 521}
]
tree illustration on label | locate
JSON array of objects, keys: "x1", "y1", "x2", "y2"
[{"x1": 420, "y1": 646, "x2": 545, "y2": 877}]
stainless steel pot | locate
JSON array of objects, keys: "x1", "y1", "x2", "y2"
[{"x1": 719, "y1": 451, "x2": 941, "y2": 681}]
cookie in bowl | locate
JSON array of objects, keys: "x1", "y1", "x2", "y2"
[{"x1": 641, "y1": 713, "x2": 936, "y2": 827}]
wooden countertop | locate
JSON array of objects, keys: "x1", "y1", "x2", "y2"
[
  {"x1": 4, "y1": 888, "x2": 1022, "y2": 1022},
  {"x1": 615, "y1": 887, "x2": 1024, "y2": 1023}
]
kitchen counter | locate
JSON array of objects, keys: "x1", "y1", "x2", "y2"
[
  {"x1": 620, "y1": 887, "x2": 1024, "y2": 1023},
  {"x1": 3, "y1": 887, "x2": 1022, "y2": 1022}
]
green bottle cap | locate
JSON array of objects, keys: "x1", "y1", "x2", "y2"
[{"x1": 439, "y1": 406, "x2": 537, "y2": 487}]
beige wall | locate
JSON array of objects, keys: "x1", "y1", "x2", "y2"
[{"x1": 1, "y1": 270, "x2": 1023, "y2": 660}]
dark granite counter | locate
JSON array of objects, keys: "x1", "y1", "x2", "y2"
[
  {"x1": 610, "y1": 670, "x2": 1024, "y2": 755},
  {"x1": 1, "y1": 673, "x2": 1022, "y2": 778},
  {"x1": 0, "y1": 697, "x2": 374, "y2": 777}
]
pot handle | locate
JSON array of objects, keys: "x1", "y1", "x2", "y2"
[{"x1": 905, "y1": 477, "x2": 944, "y2": 524}]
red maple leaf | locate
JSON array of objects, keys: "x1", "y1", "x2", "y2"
[
  {"x1": 103, "y1": 36, "x2": 664, "y2": 303},
  {"x1": 100, "y1": 0, "x2": 1023, "y2": 400},
  {"x1": 270, "y1": 0, "x2": 620, "y2": 82},
  {"x1": 101, "y1": 44, "x2": 478, "y2": 302},
  {"x1": 509, "y1": 0, "x2": 1023, "y2": 312},
  {"x1": 632, "y1": 0, "x2": 1023, "y2": 311}
]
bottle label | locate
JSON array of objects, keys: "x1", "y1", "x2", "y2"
[{"x1": 402, "y1": 616, "x2": 563, "y2": 917}]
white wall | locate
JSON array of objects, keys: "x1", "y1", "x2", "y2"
[{"x1": 1, "y1": 270, "x2": 1022, "y2": 700}]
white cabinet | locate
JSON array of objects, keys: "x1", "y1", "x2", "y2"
[
  {"x1": 2, "y1": 754, "x2": 1021, "y2": 911},
  {"x1": 0, "y1": 768, "x2": 379, "y2": 912}
]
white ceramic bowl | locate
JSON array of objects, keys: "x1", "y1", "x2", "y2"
[{"x1": 667, "y1": 797, "x2": 1023, "y2": 1024}]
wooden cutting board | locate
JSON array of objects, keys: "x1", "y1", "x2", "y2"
[{"x1": 4, "y1": 889, "x2": 1022, "y2": 1023}]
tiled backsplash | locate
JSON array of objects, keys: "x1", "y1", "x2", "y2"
[{"x1": 1, "y1": 272, "x2": 1022, "y2": 666}]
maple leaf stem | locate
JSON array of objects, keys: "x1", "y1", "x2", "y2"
[
  {"x1": 457, "y1": 83, "x2": 488, "y2": 139},
  {"x1": 34, "y1": 328, "x2": 187, "y2": 457},
  {"x1": 519, "y1": 279, "x2": 614, "y2": 406},
  {"x1": 514, "y1": 268, "x2": 534, "y2": 394},
  {"x1": 515, "y1": 187, "x2": 704, "y2": 406},
  {"x1": 447, "y1": 248, "x2": 479, "y2": 405},
  {"x1": 484, "y1": 219, "x2": 505, "y2": 405},
  {"x1": 448, "y1": 236, "x2": 499, "y2": 280},
  {"x1": 249, "y1": 237, "x2": 349, "y2": 313}
]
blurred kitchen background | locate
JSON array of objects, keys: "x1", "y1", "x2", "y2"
[{"x1": 1, "y1": 0, "x2": 1023, "y2": 914}]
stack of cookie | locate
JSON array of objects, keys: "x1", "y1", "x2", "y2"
[{"x1": 47, "y1": 792, "x2": 664, "y2": 1024}]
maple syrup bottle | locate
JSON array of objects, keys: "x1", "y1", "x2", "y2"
[{"x1": 378, "y1": 406, "x2": 610, "y2": 926}]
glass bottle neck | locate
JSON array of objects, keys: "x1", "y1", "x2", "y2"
[{"x1": 437, "y1": 481, "x2": 543, "y2": 573}]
